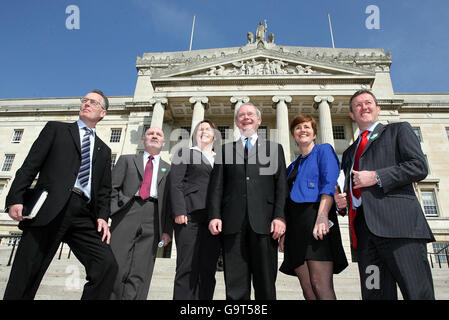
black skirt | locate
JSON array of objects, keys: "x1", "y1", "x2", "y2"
[{"x1": 279, "y1": 198, "x2": 348, "y2": 276}]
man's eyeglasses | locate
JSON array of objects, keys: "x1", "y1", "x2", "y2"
[{"x1": 80, "y1": 98, "x2": 103, "y2": 108}]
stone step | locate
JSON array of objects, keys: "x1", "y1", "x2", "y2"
[{"x1": 1, "y1": 245, "x2": 449, "y2": 300}]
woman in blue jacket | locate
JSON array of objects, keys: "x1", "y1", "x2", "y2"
[{"x1": 279, "y1": 114, "x2": 347, "y2": 300}]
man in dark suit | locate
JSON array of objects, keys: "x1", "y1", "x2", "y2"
[
  {"x1": 4, "y1": 90, "x2": 118, "y2": 300},
  {"x1": 334, "y1": 89, "x2": 435, "y2": 300},
  {"x1": 208, "y1": 103, "x2": 287, "y2": 300},
  {"x1": 109, "y1": 126, "x2": 171, "y2": 300}
]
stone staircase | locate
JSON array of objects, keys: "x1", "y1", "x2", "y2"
[{"x1": 0, "y1": 245, "x2": 448, "y2": 300}]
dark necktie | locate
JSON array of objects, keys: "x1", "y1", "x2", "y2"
[
  {"x1": 352, "y1": 130, "x2": 370, "y2": 199},
  {"x1": 244, "y1": 137, "x2": 251, "y2": 161},
  {"x1": 287, "y1": 155, "x2": 306, "y2": 191},
  {"x1": 77, "y1": 127, "x2": 93, "y2": 188},
  {"x1": 139, "y1": 155, "x2": 154, "y2": 200}
]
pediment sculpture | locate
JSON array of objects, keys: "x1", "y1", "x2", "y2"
[{"x1": 199, "y1": 58, "x2": 322, "y2": 77}]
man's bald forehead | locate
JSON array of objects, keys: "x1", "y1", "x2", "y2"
[{"x1": 146, "y1": 126, "x2": 164, "y2": 136}]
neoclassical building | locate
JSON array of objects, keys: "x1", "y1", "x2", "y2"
[{"x1": 1, "y1": 25, "x2": 448, "y2": 257}]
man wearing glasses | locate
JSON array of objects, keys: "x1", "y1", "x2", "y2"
[{"x1": 4, "y1": 90, "x2": 118, "y2": 300}]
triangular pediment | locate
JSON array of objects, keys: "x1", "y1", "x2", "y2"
[{"x1": 146, "y1": 48, "x2": 375, "y2": 80}]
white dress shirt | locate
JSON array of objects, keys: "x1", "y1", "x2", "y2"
[
  {"x1": 137, "y1": 151, "x2": 160, "y2": 199},
  {"x1": 240, "y1": 133, "x2": 258, "y2": 150},
  {"x1": 190, "y1": 146, "x2": 216, "y2": 168}
]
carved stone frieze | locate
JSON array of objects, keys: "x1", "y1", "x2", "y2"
[{"x1": 197, "y1": 58, "x2": 325, "y2": 77}]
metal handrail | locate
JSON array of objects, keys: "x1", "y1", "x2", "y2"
[
  {"x1": 6, "y1": 235, "x2": 21, "y2": 266},
  {"x1": 2, "y1": 235, "x2": 71, "y2": 266},
  {"x1": 428, "y1": 243, "x2": 449, "y2": 268}
]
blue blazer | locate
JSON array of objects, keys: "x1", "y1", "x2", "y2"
[{"x1": 287, "y1": 143, "x2": 339, "y2": 203}]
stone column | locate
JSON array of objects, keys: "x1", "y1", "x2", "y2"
[
  {"x1": 313, "y1": 96, "x2": 335, "y2": 147},
  {"x1": 133, "y1": 68, "x2": 154, "y2": 103},
  {"x1": 352, "y1": 121, "x2": 360, "y2": 143},
  {"x1": 272, "y1": 95, "x2": 292, "y2": 164},
  {"x1": 230, "y1": 96, "x2": 250, "y2": 140},
  {"x1": 149, "y1": 97, "x2": 168, "y2": 129},
  {"x1": 189, "y1": 96, "x2": 209, "y2": 141}
]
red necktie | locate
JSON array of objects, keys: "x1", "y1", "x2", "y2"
[
  {"x1": 139, "y1": 155, "x2": 154, "y2": 200},
  {"x1": 352, "y1": 130, "x2": 369, "y2": 199},
  {"x1": 349, "y1": 130, "x2": 369, "y2": 249}
]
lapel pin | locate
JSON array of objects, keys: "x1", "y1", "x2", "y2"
[
  {"x1": 161, "y1": 168, "x2": 167, "y2": 172},
  {"x1": 370, "y1": 133, "x2": 379, "y2": 140}
]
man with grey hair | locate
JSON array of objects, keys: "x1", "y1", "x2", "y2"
[
  {"x1": 4, "y1": 90, "x2": 118, "y2": 300},
  {"x1": 208, "y1": 103, "x2": 287, "y2": 300}
]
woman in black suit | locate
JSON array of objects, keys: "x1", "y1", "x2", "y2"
[{"x1": 169, "y1": 120, "x2": 221, "y2": 300}]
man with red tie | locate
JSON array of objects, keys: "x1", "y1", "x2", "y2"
[
  {"x1": 334, "y1": 90, "x2": 435, "y2": 300},
  {"x1": 109, "y1": 126, "x2": 172, "y2": 300}
]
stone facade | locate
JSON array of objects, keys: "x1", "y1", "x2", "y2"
[{"x1": 1, "y1": 26, "x2": 448, "y2": 256}]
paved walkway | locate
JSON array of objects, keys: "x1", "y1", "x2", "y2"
[{"x1": 0, "y1": 246, "x2": 448, "y2": 300}]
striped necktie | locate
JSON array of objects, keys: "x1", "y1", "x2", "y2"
[{"x1": 78, "y1": 127, "x2": 93, "y2": 188}]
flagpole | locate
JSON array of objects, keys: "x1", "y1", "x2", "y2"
[
  {"x1": 189, "y1": 14, "x2": 196, "y2": 51},
  {"x1": 328, "y1": 13, "x2": 335, "y2": 49}
]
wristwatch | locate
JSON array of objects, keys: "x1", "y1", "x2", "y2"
[{"x1": 375, "y1": 172, "x2": 382, "y2": 187}]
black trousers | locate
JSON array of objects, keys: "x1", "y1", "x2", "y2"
[
  {"x1": 3, "y1": 193, "x2": 118, "y2": 300},
  {"x1": 222, "y1": 217, "x2": 278, "y2": 300},
  {"x1": 355, "y1": 206, "x2": 435, "y2": 300},
  {"x1": 173, "y1": 209, "x2": 221, "y2": 300}
]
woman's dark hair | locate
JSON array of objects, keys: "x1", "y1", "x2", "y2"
[
  {"x1": 191, "y1": 119, "x2": 220, "y2": 148},
  {"x1": 289, "y1": 114, "x2": 317, "y2": 136}
]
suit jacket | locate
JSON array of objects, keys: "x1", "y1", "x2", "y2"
[
  {"x1": 341, "y1": 121, "x2": 434, "y2": 247},
  {"x1": 5, "y1": 121, "x2": 112, "y2": 228},
  {"x1": 207, "y1": 138, "x2": 287, "y2": 235},
  {"x1": 168, "y1": 148, "x2": 213, "y2": 218},
  {"x1": 110, "y1": 154, "x2": 172, "y2": 236}
]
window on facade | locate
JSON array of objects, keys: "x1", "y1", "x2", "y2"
[
  {"x1": 11, "y1": 129, "x2": 24, "y2": 143},
  {"x1": 110, "y1": 129, "x2": 122, "y2": 143},
  {"x1": 2, "y1": 154, "x2": 15, "y2": 172},
  {"x1": 412, "y1": 127, "x2": 423, "y2": 142},
  {"x1": 422, "y1": 190, "x2": 438, "y2": 216},
  {"x1": 218, "y1": 126, "x2": 230, "y2": 140},
  {"x1": 332, "y1": 125, "x2": 345, "y2": 140},
  {"x1": 0, "y1": 185, "x2": 4, "y2": 196},
  {"x1": 432, "y1": 242, "x2": 449, "y2": 265},
  {"x1": 446, "y1": 128, "x2": 449, "y2": 140},
  {"x1": 111, "y1": 154, "x2": 117, "y2": 169},
  {"x1": 258, "y1": 126, "x2": 267, "y2": 140}
]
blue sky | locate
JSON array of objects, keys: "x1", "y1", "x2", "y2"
[{"x1": 1, "y1": 0, "x2": 448, "y2": 99}]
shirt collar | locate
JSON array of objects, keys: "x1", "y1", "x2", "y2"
[
  {"x1": 190, "y1": 146, "x2": 216, "y2": 157},
  {"x1": 143, "y1": 151, "x2": 160, "y2": 161},
  {"x1": 77, "y1": 119, "x2": 96, "y2": 134},
  {"x1": 365, "y1": 121, "x2": 380, "y2": 134},
  {"x1": 240, "y1": 133, "x2": 258, "y2": 145}
]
